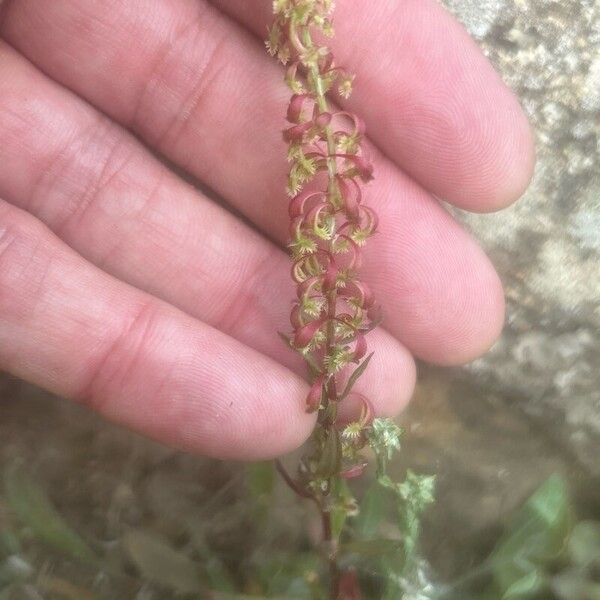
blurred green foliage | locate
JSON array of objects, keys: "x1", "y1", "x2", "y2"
[{"x1": 0, "y1": 460, "x2": 597, "y2": 599}]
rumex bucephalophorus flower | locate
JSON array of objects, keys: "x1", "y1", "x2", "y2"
[
  {"x1": 267, "y1": 5, "x2": 436, "y2": 597},
  {"x1": 269, "y1": 3, "x2": 379, "y2": 443}
]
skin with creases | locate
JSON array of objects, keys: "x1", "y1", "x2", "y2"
[{"x1": 0, "y1": 0, "x2": 534, "y2": 459}]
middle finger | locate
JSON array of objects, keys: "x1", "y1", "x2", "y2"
[{"x1": 1, "y1": 0, "x2": 504, "y2": 365}]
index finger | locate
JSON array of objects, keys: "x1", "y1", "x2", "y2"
[{"x1": 210, "y1": 0, "x2": 535, "y2": 212}]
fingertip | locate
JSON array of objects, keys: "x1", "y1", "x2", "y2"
[
  {"x1": 246, "y1": 378, "x2": 318, "y2": 460},
  {"x1": 470, "y1": 103, "x2": 536, "y2": 213},
  {"x1": 429, "y1": 259, "x2": 506, "y2": 366},
  {"x1": 375, "y1": 191, "x2": 507, "y2": 368},
  {"x1": 351, "y1": 330, "x2": 417, "y2": 417},
  {"x1": 496, "y1": 113, "x2": 536, "y2": 210},
  {"x1": 376, "y1": 342, "x2": 417, "y2": 415},
  {"x1": 167, "y1": 369, "x2": 318, "y2": 461}
]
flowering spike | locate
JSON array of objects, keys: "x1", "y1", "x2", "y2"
[
  {"x1": 277, "y1": 0, "x2": 378, "y2": 406},
  {"x1": 267, "y1": 7, "x2": 434, "y2": 595},
  {"x1": 267, "y1": 3, "x2": 384, "y2": 591}
]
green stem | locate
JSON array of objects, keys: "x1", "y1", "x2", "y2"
[
  {"x1": 322, "y1": 509, "x2": 339, "y2": 599},
  {"x1": 303, "y1": 29, "x2": 339, "y2": 407},
  {"x1": 301, "y1": 24, "x2": 342, "y2": 599}
]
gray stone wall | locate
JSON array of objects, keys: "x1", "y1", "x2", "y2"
[{"x1": 442, "y1": 0, "x2": 600, "y2": 474}]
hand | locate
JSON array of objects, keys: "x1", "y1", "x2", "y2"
[{"x1": 0, "y1": 1, "x2": 534, "y2": 459}]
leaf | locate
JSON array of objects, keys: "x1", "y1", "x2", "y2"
[
  {"x1": 354, "y1": 484, "x2": 388, "y2": 538},
  {"x1": 491, "y1": 475, "x2": 572, "y2": 593},
  {"x1": 340, "y1": 353, "x2": 374, "y2": 400},
  {"x1": 568, "y1": 521, "x2": 600, "y2": 567},
  {"x1": 3, "y1": 463, "x2": 97, "y2": 563},
  {"x1": 122, "y1": 529, "x2": 203, "y2": 595},
  {"x1": 330, "y1": 479, "x2": 356, "y2": 542}
]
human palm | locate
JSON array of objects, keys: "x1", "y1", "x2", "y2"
[{"x1": 0, "y1": 0, "x2": 534, "y2": 459}]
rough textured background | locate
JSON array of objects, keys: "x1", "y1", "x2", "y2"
[
  {"x1": 442, "y1": 0, "x2": 599, "y2": 474},
  {"x1": 393, "y1": 0, "x2": 600, "y2": 575}
]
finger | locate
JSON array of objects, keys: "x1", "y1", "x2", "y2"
[
  {"x1": 209, "y1": 0, "x2": 535, "y2": 211},
  {"x1": 0, "y1": 199, "x2": 316, "y2": 459},
  {"x1": 0, "y1": 0, "x2": 504, "y2": 364},
  {"x1": 0, "y1": 41, "x2": 416, "y2": 415}
]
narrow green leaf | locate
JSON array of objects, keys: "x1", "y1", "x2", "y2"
[
  {"x1": 331, "y1": 507, "x2": 347, "y2": 547},
  {"x1": 340, "y1": 353, "x2": 374, "y2": 400},
  {"x1": 123, "y1": 529, "x2": 203, "y2": 595},
  {"x1": 330, "y1": 479, "x2": 356, "y2": 542},
  {"x1": 354, "y1": 484, "x2": 388, "y2": 538},
  {"x1": 3, "y1": 464, "x2": 96, "y2": 563},
  {"x1": 491, "y1": 475, "x2": 572, "y2": 593}
]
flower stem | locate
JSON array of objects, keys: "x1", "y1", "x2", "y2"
[
  {"x1": 303, "y1": 28, "x2": 340, "y2": 413},
  {"x1": 303, "y1": 31, "x2": 343, "y2": 598}
]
